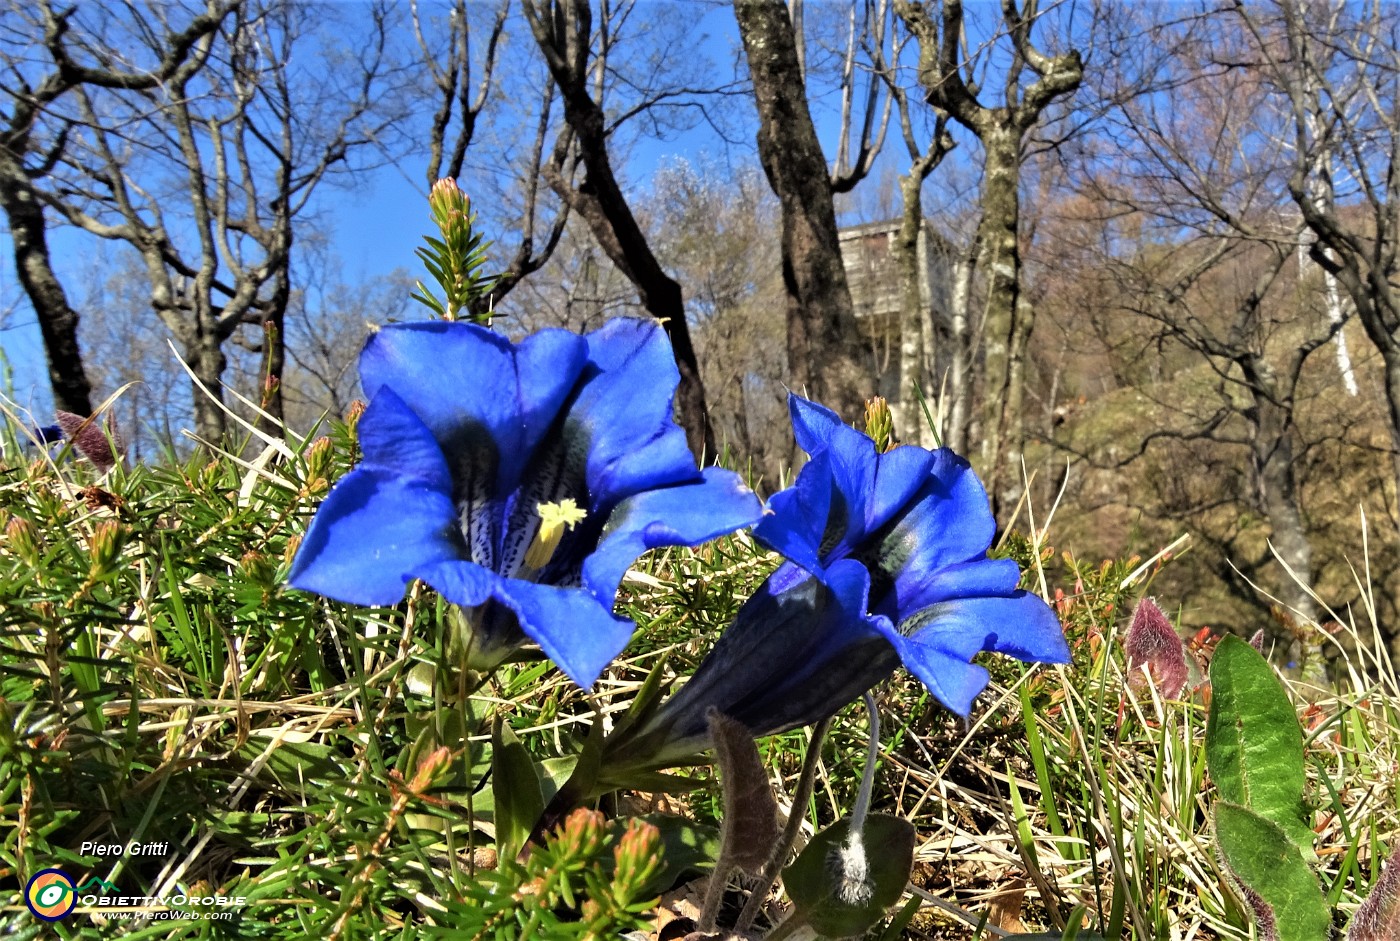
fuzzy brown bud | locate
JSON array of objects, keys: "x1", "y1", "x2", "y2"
[
  {"x1": 55, "y1": 410, "x2": 125, "y2": 474},
  {"x1": 1124, "y1": 597, "x2": 1188, "y2": 699}
]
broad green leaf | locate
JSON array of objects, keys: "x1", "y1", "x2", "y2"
[
  {"x1": 784, "y1": 813, "x2": 914, "y2": 938},
  {"x1": 236, "y1": 740, "x2": 342, "y2": 797},
  {"x1": 634, "y1": 813, "x2": 720, "y2": 895},
  {"x1": 491, "y1": 719, "x2": 543, "y2": 862},
  {"x1": 605, "y1": 653, "x2": 674, "y2": 743},
  {"x1": 1215, "y1": 802, "x2": 1330, "y2": 941},
  {"x1": 538, "y1": 756, "x2": 578, "y2": 807},
  {"x1": 1206, "y1": 635, "x2": 1315, "y2": 854}
]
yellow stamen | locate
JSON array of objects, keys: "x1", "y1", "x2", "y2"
[{"x1": 524, "y1": 499, "x2": 588, "y2": 570}]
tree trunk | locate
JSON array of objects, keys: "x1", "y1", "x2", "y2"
[
  {"x1": 893, "y1": 171, "x2": 930, "y2": 446},
  {"x1": 255, "y1": 258, "x2": 291, "y2": 437},
  {"x1": 188, "y1": 326, "x2": 228, "y2": 444},
  {"x1": 945, "y1": 246, "x2": 976, "y2": 456},
  {"x1": 525, "y1": 0, "x2": 715, "y2": 460},
  {"x1": 1251, "y1": 400, "x2": 1315, "y2": 624},
  {"x1": 1385, "y1": 356, "x2": 1400, "y2": 500},
  {"x1": 734, "y1": 0, "x2": 874, "y2": 423},
  {"x1": 0, "y1": 149, "x2": 93, "y2": 416},
  {"x1": 974, "y1": 124, "x2": 1023, "y2": 513}
]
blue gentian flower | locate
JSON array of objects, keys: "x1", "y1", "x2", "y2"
[
  {"x1": 622, "y1": 395, "x2": 1069, "y2": 759},
  {"x1": 32, "y1": 424, "x2": 63, "y2": 445},
  {"x1": 287, "y1": 318, "x2": 763, "y2": 688}
]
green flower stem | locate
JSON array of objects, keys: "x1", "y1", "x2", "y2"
[
  {"x1": 851, "y1": 691, "x2": 878, "y2": 830},
  {"x1": 761, "y1": 911, "x2": 809, "y2": 941},
  {"x1": 735, "y1": 715, "x2": 834, "y2": 934}
]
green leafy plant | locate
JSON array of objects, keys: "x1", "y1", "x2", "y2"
[
  {"x1": 426, "y1": 808, "x2": 663, "y2": 940},
  {"x1": 411, "y1": 177, "x2": 496, "y2": 323},
  {"x1": 1204, "y1": 633, "x2": 1400, "y2": 941}
]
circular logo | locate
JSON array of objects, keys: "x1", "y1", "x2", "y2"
[{"x1": 25, "y1": 869, "x2": 76, "y2": 921}]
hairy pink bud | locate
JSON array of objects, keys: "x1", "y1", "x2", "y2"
[{"x1": 1124, "y1": 597, "x2": 1188, "y2": 699}]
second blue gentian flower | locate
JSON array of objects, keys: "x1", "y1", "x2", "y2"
[{"x1": 618, "y1": 394, "x2": 1070, "y2": 763}]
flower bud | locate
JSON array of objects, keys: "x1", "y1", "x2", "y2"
[
  {"x1": 407, "y1": 745, "x2": 452, "y2": 793},
  {"x1": 863, "y1": 397, "x2": 894, "y2": 453},
  {"x1": 1124, "y1": 597, "x2": 1188, "y2": 699},
  {"x1": 428, "y1": 177, "x2": 470, "y2": 223},
  {"x1": 5, "y1": 517, "x2": 41, "y2": 566},
  {"x1": 305, "y1": 437, "x2": 334, "y2": 494},
  {"x1": 88, "y1": 520, "x2": 127, "y2": 578},
  {"x1": 553, "y1": 808, "x2": 606, "y2": 863},
  {"x1": 306, "y1": 437, "x2": 334, "y2": 480},
  {"x1": 239, "y1": 550, "x2": 274, "y2": 588},
  {"x1": 612, "y1": 819, "x2": 663, "y2": 898},
  {"x1": 345, "y1": 400, "x2": 367, "y2": 444}
]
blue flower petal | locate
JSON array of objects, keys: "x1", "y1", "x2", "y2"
[
  {"x1": 410, "y1": 557, "x2": 497, "y2": 608},
  {"x1": 904, "y1": 593, "x2": 1070, "y2": 664},
  {"x1": 491, "y1": 578, "x2": 637, "y2": 688},
  {"x1": 878, "y1": 556, "x2": 1022, "y2": 623},
  {"x1": 772, "y1": 395, "x2": 939, "y2": 569},
  {"x1": 752, "y1": 449, "x2": 833, "y2": 574},
  {"x1": 880, "y1": 593, "x2": 1070, "y2": 714},
  {"x1": 357, "y1": 387, "x2": 452, "y2": 490},
  {"x1": 867, "y1": 445, "x2": 937, "y2": 534},
  {"x1": 789, "y1": 395, "x2": 846, "y2": 457},
  {"x1": 411, "y1": 559, "x2": 634, "y2": 687},
  {"x1": 877, "y1": 628, "x2": 992, "y2": 716},
  {"x1": 787, "y1": 397, "x2": 872, "y2": 556},
  {"x1": 288, "y1": 468, "x2": 461, "y2": 606},
  {"x1": 582, "y1": 467, "x2": 763, "y2": 605},
  {"x1": 916, "y1": 450, "x2": 999, "y2": 563},
  {"x1": 572, "y1": 319, "x2": 701, "y2": 507},
  {"x1": 359, "y1": 322, "x2": 588, "y2": 492},
  {"x1": 861, "y1": 452, "x2": 998, "y2": 607}
]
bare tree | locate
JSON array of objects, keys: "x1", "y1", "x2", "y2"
[
  {"x1": 895, "y1": 0, "x2": 1083, "y2": 511},
  {"x1": 1238, "y1": 0, "x2": 1400, "y2": 503},
  {"x1": 1049, "y1": 8, "x2": 1373, "y2": 630},
  {"x1": 410, "y1": 0, "x2": 573, "y2": 319},
  {"x1": 413, "y1": 0, "x2": 508, "y2": 187},
  {"x1": 648, "y1": 158, "x2": 789, "y2": 484},
  {"x1": 732, "y1": 0, "x2": 879, "y2": 424},
  {"x1": 21, "y1": 1, "x2": 407, "y2": 443},
  {"x1": 871, "y1": 18, "x2": 955, "y2": 446},
  {"x1": 0, "y1": 0, "x2": 232, "y2": 417},
  {"x1": 521, "y1": 0, "x2": 716, "y2": 457},
  {"x1": 281, "y1": 239, "x2": 414, "y2": 434}
]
